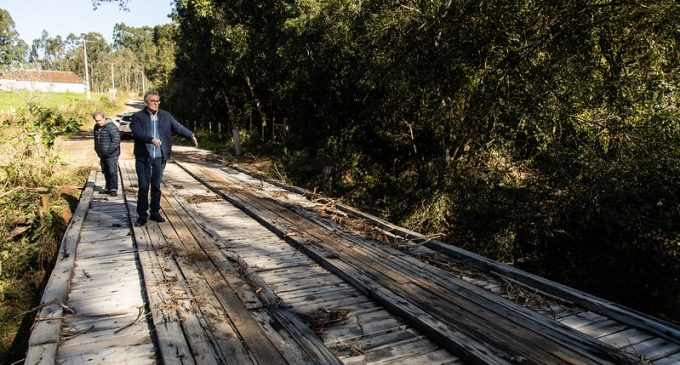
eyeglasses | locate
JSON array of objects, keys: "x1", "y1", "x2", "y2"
[{"x1": 146, "y1": 99, "x2": 161, "y2": 104}]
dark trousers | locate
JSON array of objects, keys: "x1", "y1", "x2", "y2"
[
  {"x1": 136, "y1": 157, "x2": 165, "y2": 219},
  {"x1": 100, "y1": 155, "x2": 119, "y2": 191}
]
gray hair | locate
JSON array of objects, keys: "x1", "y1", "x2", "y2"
[
  {"x1": 144, "y1": 90, "x2": 160, "y2": 101},
  {"x1": 92, "y1": 111, "x2": 105, "y2": 119}
]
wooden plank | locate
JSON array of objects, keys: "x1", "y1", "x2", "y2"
[
  {"x1": 62, "y1": 312, "x2": 142, "y2": 332},
  {"x1": 242, "y1": 254, "x2": 310, "y2": 270},
  {"x1": 386, "y1": 348, "x2": 461, "y2": 365},
  {"x1": 249, "y1": 309, "x2": 315, "y2": 365},
  {"x1": 298, "y1": 202, "x2": 646, "y2": 365},
  {"x1": 268, "y1": 308, "x2": 345, "y2": 365},
  {"x1": 78, "y1": 230, "x2": 131, "y2": 241},
  {"x1": 153, "y1": 206, "x2": 257, "y2": 364},
  {"x1": 119, "y1": 160, "x2": 196, "y2": 365},
  {"x1": 73, "y1": 256, "x2": 138, "y2": 268},
  {"x1": 598, "y1": 328, "x2": 656, "y2": 348},
  {"x1": 143, "y1": 217, "x2": 223, "y2": 365},
  {"x1": 177, "y1": 161, "x2": 516, "y2": 365},
  {"x1": 69, "y1": 276, "x2": 143, "y2": 291},
  {"x1": 59, "y1": 325, "x2": 152, "y2": 348},
  {"x1": 324, "y1": 317, "x2": 405, "y2": 345},
  {"x1": 257, "y1": 266, "x2": 331, "y2": 285},
  {"x1": 654, "y1": 351, "x2": 680, "y2": 365},
  {"x1": 161, "y1": 176, "x2": 343, "y2": 365},
  {"x1": 559, "y1": 312, "x2": 608, "y2": 331},
  {"x1": 159, "y1": 193, "x2": 274, "y2": 364},
  {"x1": 579, "y1": 320, "x2": 629, "y2": 339},
  {"x1": 178, "y1": 160, "x2": 646, "y2": 365},
  {"x1": 623, "y1": 337, "x2": 680, "y2": 362},
  {"x1": 59, "y1": 344, "x2": 155, "y2": 365},
  {"x1": 270, "y1": 274, "x2": 346, "y2": 294},
  {"x1": 23, "y1": 343, "x2": 57, "y2": 365},
  {"x1": 280, "y1": 286, "x2": 363, "y2": 306},
  {"x1": 343, "y1": 327, "x2": 421, "y2": 353},
  {"x1": 341, "y1": 337, "x2": 438, "y2": 365},
  {"x1": 26, "y1": 169, "x2": 97, "y2": 365},
  {"x1": 230, "y1": 162, "x2": 680, "y2": 346}
]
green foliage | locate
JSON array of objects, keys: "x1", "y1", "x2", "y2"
[
  {"x1": 169, "y1": 0, "x2": 680, "y2": 321},
  {"x1": 15, "y1": 103, "x2": 80, "y2": 148},
  {"x1": 0, "y1": 8, "x2": 28, "y2": 68}
]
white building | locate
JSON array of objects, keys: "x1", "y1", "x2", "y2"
[{"x1": 0, "y1": 69, "x2": 86, "y2": 93}]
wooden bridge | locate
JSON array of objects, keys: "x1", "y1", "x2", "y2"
[{"x1": 25, "y1": 145, "x2": 680, "y2": 364}]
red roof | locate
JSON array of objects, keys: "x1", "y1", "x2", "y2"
[{"x1": 0, "y1": 69, "x2": 84, "y2": 84}]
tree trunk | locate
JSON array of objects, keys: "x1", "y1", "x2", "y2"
[{"x1": 244, "y1": 76, "x2": 267, "y2": 139}]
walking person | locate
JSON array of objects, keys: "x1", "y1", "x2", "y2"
[
  {"x1": 130, "y1": 90, "x2": 198, "y2": 226},
  {"x1": 93, "y1": 111, "x2": 121, "y2": 196}
]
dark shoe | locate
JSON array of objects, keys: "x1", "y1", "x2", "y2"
[
  {"x1": 135, "y1": 218, "x2": 147, "y2": 226},
  {"x1": 149, "y1": 213, "x2": 166, "y2": 223},
  {"x1": 98, "y1": 189, "x2": 110, "y2": 194},
  {"x1": 109, "y1": 191, "x2": 118, "y2": 196}
]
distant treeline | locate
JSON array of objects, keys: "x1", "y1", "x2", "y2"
[{"x1": 1, "y1": 8, "x2": 175, "y2": 94}]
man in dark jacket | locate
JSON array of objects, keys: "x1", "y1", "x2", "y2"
[
  {"x1": 93, "y1": 112, "x2": 121, "y2": 196},
  {"x1": 130, "y1": 90, "x2": 198, "y2": 226}
]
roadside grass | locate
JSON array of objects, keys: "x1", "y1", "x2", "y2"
[
  {"x1": 0, "y1": 91, "x2": 127, "y2": 131},
  {"x1": 0, "y1": 91, "x2": 90, "y2": 111}
]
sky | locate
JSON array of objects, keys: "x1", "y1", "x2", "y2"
[{"x1": 2, "y1": 0, "x2": 175, "y2": 46}]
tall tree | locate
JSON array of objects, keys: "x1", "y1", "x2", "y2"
[
  {"x1": 167, "y1": 0, "x2": 680, "y2": 320},
  {"x1": 0, "y1": 8, "x2": 27, "y2": 69}
]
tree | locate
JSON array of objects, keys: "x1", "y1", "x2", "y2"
[
  {"x1": 0, "y1": 8, "x2": 28, "y2": 69},
  {"x1": 166, "y1": 0, "x2": 680, "y2": 321}
]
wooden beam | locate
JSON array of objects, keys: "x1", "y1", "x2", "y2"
[{"x1": 26, "y1": 169, "x2": 96, "y2": 365}]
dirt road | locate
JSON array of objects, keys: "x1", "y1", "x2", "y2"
[{"x1": 57, "y1": 99, "x2": 211, "y2": 174}]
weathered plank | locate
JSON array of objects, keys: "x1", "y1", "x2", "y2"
[
  {"x1": 120, "y1": 160, "x2": 196, "y2": 365},
  {"x1": 623, "y1": 337, "x2": 680, "y2": 362},
  {"x1": 26, "y1": 169, "x2": 97, "y2": 365},
  {"x1": 654, "y1": 351, "x2": 680, "y2": 365},
  {"x1": 341, "y1": 337, "x2": 438, "y2": 365},
  {"x1": 162, "y1": 176, "x2": 343, "y2": 365},
  {"x1": 155, "y1": 197, "x2": 259, "y2": 364},
  {"x1": 178, "y1": 159, "x2": 644, "y2": 365},
  {"x1": 161, "y1": 188, "x2": 306, "y2": 364},
  {"x1": 230, "y1": 162, "x2": 680, "y2": 346},
  {"x1": 598, "y1": 328, "x2": 655, "y2": 348}
]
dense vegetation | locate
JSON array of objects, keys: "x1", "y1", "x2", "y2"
[
  {"x1": 2, "y1": 0, "x2": 678, "y2": 328},
  {"x1": 161, "y1": 0, "x2": 680, "y2": 323}
]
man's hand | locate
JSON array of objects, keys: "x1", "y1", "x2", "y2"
[
  {"x1": 151, "y1": 138, "x2": 162, "y2": 148},
  {"x1": 192, "y1": 135, "x2": 199, "y2": 148}
]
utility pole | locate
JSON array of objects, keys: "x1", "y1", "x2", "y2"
[{"x1": 83, "y1": 39, "x2": 91, "y2": 100}]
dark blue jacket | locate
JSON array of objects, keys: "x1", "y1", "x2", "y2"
[
  {"x1": 93, "y1": 120, "x2": 121, "y2": 158},
  {"x1": 130, "y1": 108, "x2": 193, "y2": 160}
]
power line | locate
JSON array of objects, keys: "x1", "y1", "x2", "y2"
[{"x1": 18, "y1": 0, "x2": 79, "y2": 40}]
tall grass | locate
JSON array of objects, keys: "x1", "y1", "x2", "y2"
[{"x1": 0, "y1": 91, "x2": 125, "y2": 130}]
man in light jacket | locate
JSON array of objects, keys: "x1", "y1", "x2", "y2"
[
  {"x1": 93, "y1": 111, "x2": 121, "y2": 196},
  {"x1": 130, "y1": 91, "x2": 198, "y2": 226}
]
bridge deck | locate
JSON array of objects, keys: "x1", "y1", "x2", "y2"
[{"x1": 24, "y1": 149, "x2": 680, "y2": 365}]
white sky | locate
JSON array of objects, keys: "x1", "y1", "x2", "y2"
[{"x1": 2, "y1": 0, "x2": 174, "y2": 45}]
